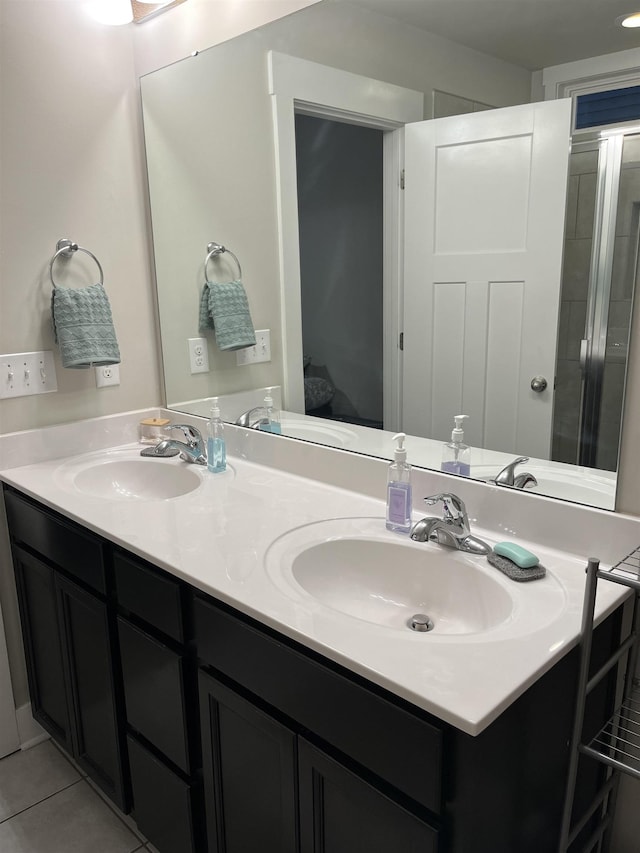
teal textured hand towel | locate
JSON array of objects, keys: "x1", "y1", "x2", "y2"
[
  {"x1": 199, "y1": 280, "x2": 256, "y2": 351},
  {"x1": 52, "y1": 283, "x2": 121, "y2": 369}
]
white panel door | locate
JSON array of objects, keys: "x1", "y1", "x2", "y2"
[{"x1": 402, "y1": 99, "x2": 571, "y2": 458}]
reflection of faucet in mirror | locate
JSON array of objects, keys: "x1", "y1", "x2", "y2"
[
  {"x1": 410, "y1": 493, "x2": 490, "y2": 555},
  {"x1": 236, "y1": 407, "x2": 269, "y2": 429},
  {"x1": 149, "y1": 424, "x2": 207, "y2": 465},
  {"x1": 491, "y1": 457, "x2": 538, "y2": 490}
]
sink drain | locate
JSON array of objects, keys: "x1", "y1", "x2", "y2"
[{"x1": 408, "y1": 613, "x2": 434, "y2": 632}]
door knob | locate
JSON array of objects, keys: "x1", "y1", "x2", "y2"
[{"x1": 531, "y1": 376, "x2": 548, "y2": 392}]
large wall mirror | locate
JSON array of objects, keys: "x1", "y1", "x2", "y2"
[{"x1": 141, "y1": 0, "x2": 640, "y2": 509}]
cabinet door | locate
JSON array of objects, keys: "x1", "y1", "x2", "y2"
[
  {"x1": 12, "y1": 547, "x2": 73, "y2": 753},
  {"x1": 199, "y1": 671, "x2": 297, "y2": 853},
  {"x1": 298, "y1": 738, "x2": 439, "y2": 853},
  {"x1": 56, "y1": 574, "x2": 127, "y2": 811}
]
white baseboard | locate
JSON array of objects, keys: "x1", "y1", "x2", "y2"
[{"x1": 16, "y1": 703, "x2": 48, "y2": 750}]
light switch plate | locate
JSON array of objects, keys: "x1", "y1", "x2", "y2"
[
  {"x1": 0, "y1": 351, "x2": 58, "y2": 399},
  {"x1": 236, "y1": 330, "x2": 271, "y2": 366}
]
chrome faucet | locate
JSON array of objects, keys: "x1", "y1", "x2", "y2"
[
  {"x1": 235, "y1": 406, "x2": 269, "y2": 429},
  {"x1": 491, "y1": 456, "x2": 538, "y2": 490},
  {"x1": 149, "y1": 424, "x2": 207, "y2": 465},
  {"x1": 410, "y1": 493, "x2": 490, "y2": 555}
]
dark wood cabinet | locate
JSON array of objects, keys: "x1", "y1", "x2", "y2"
[
  {"x1": 6, "y1": 492, "x2": 127, "y2": 811},
  {"x1": 56, "y1": 573, "x2": 127, "y2": 809},
  {"x1": 115, "y1": 548, "x2": 202, "y2": 853},
  {"x1": 199, "y1": 671, "x2": 298, "y2": 853},
  {"x1": 298, "y1": 738, "x2": 438, "y2": 853},
  {"x1": 12, "y1": 545, "x2": 74, "y2": 754},
  {"x1": 2, "y1": 485, "x2": 622, "y2": 853}
]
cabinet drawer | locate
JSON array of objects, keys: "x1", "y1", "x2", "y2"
[
  {"x1": 4, "y1": 489, "x2": 106, "y2": 594},
  {"x1": 118, "y1": 618, "x2": 190, "y2": 774},
  {"x1": 194, "y1": 597, "x2": 443, "y2": 814},
  {"x1": 128, "y1": 735, "x2": 197, "y2": 853},
  {"x1": 114, "y1": 551, "x2": 184, "y2": 643}
]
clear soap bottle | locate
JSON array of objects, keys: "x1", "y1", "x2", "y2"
[
  {"x1": 207, "y1": 398, "x2": 226, "y2": 473},
  {"x1": 441, "y1": 414, "x2": 470, "y2": 477},
  {"x1": 259, "y1": 387, "x2": 281, "y2": 434},
  {"x1": 386, "y1": 432, "x2": 412, "y2": 534}
]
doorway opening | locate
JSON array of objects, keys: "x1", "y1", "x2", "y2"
[{"x1": 295, "y1": 114, "x2": 384, "y2": 429}]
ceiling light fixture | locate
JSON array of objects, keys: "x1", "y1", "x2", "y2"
[
  {"x1": 88, "y1": 0, "x2": 133, "y2": 25},
  {"x1": 130, "y1": 0, "x2": 186, "y2": 23},
  {"x1": 617, "y1": 12, "x2": 640, "y2": 28}
]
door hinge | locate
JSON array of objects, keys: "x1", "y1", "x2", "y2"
[
  {"x1": 399, "y1": 332, "x2": 404, "y2": 351},
  {"x1": 400, "y1": 169, "x2": 405, "y2": 190}
]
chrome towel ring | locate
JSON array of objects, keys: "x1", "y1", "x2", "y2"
[
  {"x1": 49, "y1": 238, "x2": 104, "y2": 288},
  {"x1": 204, "y1": 241, "x2": 242, "y2": 281}
]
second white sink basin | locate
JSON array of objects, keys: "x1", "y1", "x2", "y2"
[
  {"x1": 265, "y1": 517, "x2": 566, "y2": 638},
  {"x1": 290, "y1": 538, "x2": 512, "y2": 633}
]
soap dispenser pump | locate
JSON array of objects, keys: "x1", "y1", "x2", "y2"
[
  {"x1": 386, "y1": 432, "x2": 412, "y2": 534},
  {"x1": 259, "y1": 387, "x2": 281, "y2": 434},
  {"x1": 441, "y1": 414, "x2": 470, "y2": 477}
]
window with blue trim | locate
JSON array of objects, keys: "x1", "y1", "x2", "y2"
[{"x1": 575, "y1": 86, "x2": 640, "y2": 129}]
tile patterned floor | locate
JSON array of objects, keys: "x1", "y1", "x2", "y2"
[{"x1": 0, "y1": 740, "x2": 159, "y2": 853}]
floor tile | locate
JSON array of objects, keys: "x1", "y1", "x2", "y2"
[
  {"x1": 0, "y1": 740, "x2": 81, "y2": 822},
  {"x1": 0, "y1": 780, "x2": 142, "y2": 853},
  {"x1": 85, "y1": 775, "x2": 146, "y2": 842}
]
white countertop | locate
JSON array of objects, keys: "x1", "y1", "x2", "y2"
[{"x1": 0, "y1": 437, "x2": 629, "y2": 736}]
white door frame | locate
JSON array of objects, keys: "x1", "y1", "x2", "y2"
[{"x1": 268, "y1": 51, "x2": 423, "y2": 425}]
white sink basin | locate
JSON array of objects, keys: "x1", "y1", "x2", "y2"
[
  {"x1": 289, "y1": 537, "x2": 513, "y2": 633},
  {"x1": 55, "y1": 449, "x2": 204, "y2": 500},
  {"x1": 265, "y1": 518, "x2": 566, "y2": 637}
]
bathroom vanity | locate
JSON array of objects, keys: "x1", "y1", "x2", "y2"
[{"x1": 0, "y1": 433, "x2": 632, "y2": 853}]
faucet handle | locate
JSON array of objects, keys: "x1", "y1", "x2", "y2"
[
  {"x1": 423, "y1": 493, "x2": 469, "y2": 532},
  {"x1": 168, "y1": 423, "x2": 203, "y2": 447},
  {"x1": 424, "y1": 492, "x2": 466, "y2": 516},
  {"x1": 494, "y1": 456, "x2": 529, "y2": 486}
]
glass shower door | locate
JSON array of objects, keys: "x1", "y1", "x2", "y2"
[{"x1": 554, "y1": 130, "x2": 639, "y2": 471}]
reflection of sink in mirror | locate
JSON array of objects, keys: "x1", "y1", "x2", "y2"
[
  {"x1": 55, "y1": 448, "x2": 205, "y2": 501},
  {"x1": 265, "y1": 518, "x2": 566, "y2": 638},
  {"x1": 279, "y1": 418, "x2": 357, "y2": 448}
]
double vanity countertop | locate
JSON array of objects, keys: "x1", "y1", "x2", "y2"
[{"x1": 0, "y1": 421, "x2": 631, "y2": 737}]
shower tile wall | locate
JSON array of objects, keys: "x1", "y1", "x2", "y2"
[
  {"x1": 553, "y1": 150, "x2": 597, "y2": 465},
  {"x1": 598, "y1": 136, "x2": 640, "y2": 470}
]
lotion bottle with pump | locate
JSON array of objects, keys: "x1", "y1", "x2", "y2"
[
  {"x1": 441, "y1": 414, "x2": 470, "y2": 476},
  {"x1": 259, "y1": 387, "x2": 282, "y2": 434},
  {"x1": 207, "y1": 398, "x2": 226, "y2": 473},
  {"x1": 386, "y1": 432, "x2": 412, "y2": 534}
]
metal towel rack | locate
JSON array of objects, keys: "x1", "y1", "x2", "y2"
[
  {"x1": 204, "y1": 241, "x2": 242, "y2": 281},
  {"x1": 49, "y1": 238, "x2": 104, "y2": 288},
  {"x1": 558, "y1": 548, "x2": 640, "y2": 852}
]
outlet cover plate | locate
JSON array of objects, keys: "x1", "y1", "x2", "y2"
[
  {"x1": 95, "y1": 364, "x2": 120, "y2": 388},
  {"x1": 188, "y1": 337, "x2": 210, "y2": 373}
]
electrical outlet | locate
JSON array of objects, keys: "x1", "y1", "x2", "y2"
[
  {"x1": 236, "y1": 330, "x2": 271, "y2": 366},
  {"x1": 95, "y1": 364, "x2": 120, "y2": 388},
  {"x1": 188, "y1": 337, "x2": 210, "y2": 373}
]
